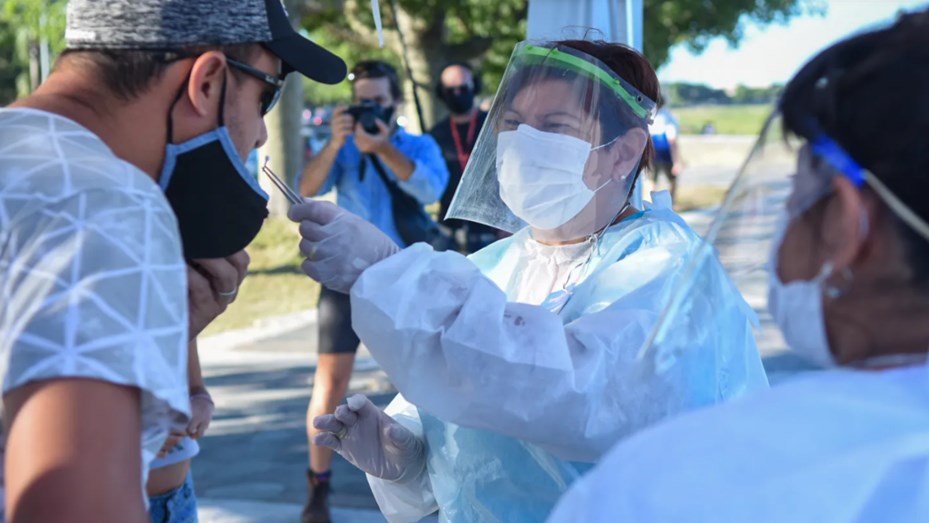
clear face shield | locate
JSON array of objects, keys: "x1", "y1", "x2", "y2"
[
  {"x1": 638, "y1": 109, "x2": 929, "y2": 372},
  {"x1": 636, "y1": 111, "x2": 796, "y2": 371},
  {"x1": 447, "y1": 41, "x2": 655, "y2": 242}
]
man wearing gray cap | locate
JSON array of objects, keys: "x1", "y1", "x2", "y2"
[{"x1": 0, "y1": 1, "x2": 344, "y2": 522}]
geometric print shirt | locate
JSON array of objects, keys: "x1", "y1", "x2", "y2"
[{"x1": 0, "y1": 108, "x2": 191, "y2": 516}]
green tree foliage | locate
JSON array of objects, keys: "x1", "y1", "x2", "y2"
[
  {"x1": 0, "y1": 0, "x2": 67, "y2": 100},
  {"x1": 0, "y1": 19, "x2": 18, "y2": 103},
  {"x1": 730, "y1": 83, "x2": 783, "y2": 104},
  {"x1": 298, "y1": 0, "x2": 820, "y2": 129},
  {"x1": 300, "y1": 0, "x2": 527, "y2": 129},
  {"x1": 667, "y1": 82, "x2": 730, "y2": 106},
  {"x1": 644, "y1": 0, "x2": 825, "y2": 68},
  {"x1": 666, "y1": 81, "x2": 783, "y2": 106}
]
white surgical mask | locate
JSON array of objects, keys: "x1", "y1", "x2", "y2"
[
  {"x1": 766, "y1": 213, "x2": 836, "y2": 368},
  {"x1": 496, "y1": 125, "x2": 612, "y2": 230}
]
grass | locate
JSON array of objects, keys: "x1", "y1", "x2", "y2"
[
  {"x1": 200, "y1": 217, "x2": 320, "y2": 336},
  {"x1": 673, "y1": 104, "x2": 773, "y2": 135},
  {"x1": 674, "y1": 185, "x2": 729, "y2": 213}
]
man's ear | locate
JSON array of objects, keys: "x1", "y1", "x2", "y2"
[
  {"x1": 827, "y1": 175, "x2": 868, "y2": 272},
  {"x1": 609, "y1": 127, "x2": 648, "y2": 181},
  {"x1": 186, "y1": 51, "x2": 228, "y2": 117}
]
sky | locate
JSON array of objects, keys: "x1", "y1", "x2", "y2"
[{"x1": 658, "y1": 0, "x2": 929, "y2": 89}]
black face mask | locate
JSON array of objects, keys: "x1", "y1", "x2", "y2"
[
  {"x1": 443, "y1": 87, "x2": 475, "y2": 115},
  {"x1": 158, "y1": 77, "x2": 269, "y2": 260}
]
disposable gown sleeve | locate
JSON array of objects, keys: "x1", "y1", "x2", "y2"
[
  {"x1": 366, "y1": 394, "x2": 438, "y2": 522},
  {"x1": 351, "y1": 243, "x2": 695, "y2": 463}
]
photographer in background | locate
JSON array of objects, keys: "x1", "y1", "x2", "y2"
[
  {"x1": 429, "y1": 62, "x2": 501, "y2": 253},
  {"x1": 297, "y1": 59, "x2": 447, "y2": 523}
]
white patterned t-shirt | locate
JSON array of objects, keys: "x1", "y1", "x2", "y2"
[{"x1": 0, "y1": 108, "x2": 191, "y2": 516}]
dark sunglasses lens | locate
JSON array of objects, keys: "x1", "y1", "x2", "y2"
[{"x1": 262, "y1": 89, "x2": 282, "y2": 115}]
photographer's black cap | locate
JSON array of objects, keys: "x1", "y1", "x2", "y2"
[{"x1": 65, "y1": 0, "x2": 347, "y2": 84}]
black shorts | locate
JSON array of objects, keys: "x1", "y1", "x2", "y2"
[
  {"x1": 650, "y1": 161, "x2": 676, "y2": 183},
  {"x1": 317, "y1": 286, "x2": 360, "y2": 354}
]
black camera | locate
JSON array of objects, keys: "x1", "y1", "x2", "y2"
[{"x1": 346, "y1": 100, "x2": 387, "y2": 134}]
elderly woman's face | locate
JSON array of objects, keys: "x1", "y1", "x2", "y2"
[{"x1": 499, "y1": 78, "x2": 604, "y2": 145}]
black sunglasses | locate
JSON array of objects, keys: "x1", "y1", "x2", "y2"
[{"x1": 226, "y1": 57, "x2": 285, "y2": 116}]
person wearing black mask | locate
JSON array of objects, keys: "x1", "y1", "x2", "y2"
[
  {"x1": 429, "y1": 62, "x2": 501, "y2": 253},
  {"x1": 0, "y1": 1, "x2": 345, "y2": 521},
  {"x1": 298, "y1": 59, "x2": 448, "y2": 523}
]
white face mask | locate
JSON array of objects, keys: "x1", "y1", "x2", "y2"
[
  {"x1": 766, "y1": 213, "x2": 836, "y2": 368},
  {"x1": 496, "y1": 124, "x2": 612, "y2": 230}
]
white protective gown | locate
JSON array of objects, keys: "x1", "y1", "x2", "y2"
[
  {"x1": 547, "y1": 363, "x2": 929, "y2": 523},
  {"x1": 350, "y1": 192, "x2": 769, "y2": 522}
]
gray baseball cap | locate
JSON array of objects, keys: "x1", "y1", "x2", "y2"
[{"x1": 65, "y1": 0, "x2": 346, "y2": 84}]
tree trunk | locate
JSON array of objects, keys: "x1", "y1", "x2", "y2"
[
  {"x1": 28, "y1": 40, "x2": 40, "y2": 93},
  {"x1": 389, "y1": 7, "x2": 494, "y2": 133},
  {"x1": 390, "y1": 6, "x2": 441, "y2": 134},
  {"x1": 259, "y1": 0, "x2": 305, "y2": 218}
]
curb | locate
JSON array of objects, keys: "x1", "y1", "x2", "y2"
[
  {"x1": 199, "y1": 309, "x2": 318, "y2": 352},
  {"x1": 198, "y1": 498, "x2": 387, "y2": 523}
]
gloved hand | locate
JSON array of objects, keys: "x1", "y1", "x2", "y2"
[
  {"x1": 187, "y1": 391, "x2": 215, "y2": 439},
  {"x1": 288, "y1": 201, "x2": 401, "y2": 294},
  {"x1": 314, "y1": 394, "x2": 425, "y2": 481}
]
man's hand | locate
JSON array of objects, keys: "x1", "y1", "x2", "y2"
[
  {"x1": 157, "y1": 431, "x2": 186, "y2": 459},
  {"x1": 188, "y1": 250, "x2": 249, "y2": 339},
  {"x1": 186, "y1": 391, "x2": 214, "y2": 439},
  {"x1": 354, "y1": 119, "x2": 391, "y2": 155},
  {"x1": 329, "y1": 106, "x2": 354, "y2": 149}
]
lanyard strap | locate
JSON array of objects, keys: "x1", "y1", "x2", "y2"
[{"x1": 449, "y1": 111, "x2": 478, "y2": 171}]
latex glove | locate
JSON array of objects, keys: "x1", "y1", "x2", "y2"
[
  {"x1": 314, "y1": 394, "x2": 425, "y2": 481},
  {"x1": 187, "y1": 392, "x2": 214, "y2": 439},
  {"x1": 289, "y1": 201, "x2": 400, "y2": 294}
]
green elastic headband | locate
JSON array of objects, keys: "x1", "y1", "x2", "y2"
[{"x1": 518, "y1": 44, "x2": 650, "y2": 120}]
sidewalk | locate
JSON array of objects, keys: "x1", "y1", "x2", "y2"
[
  {"x1": 196, "y1": 310, "x2": 405, "y2": 522},
  {"x1": 199, "y1": 499, "x2": 390, "y2": 523}
]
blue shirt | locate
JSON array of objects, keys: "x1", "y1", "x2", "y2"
[{"x1": 315, "y1": 129, "x2": 449, "y2": 247}]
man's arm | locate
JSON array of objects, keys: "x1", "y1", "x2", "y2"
[
  {"x1": 185, "y1": 338, "x2": 214, "y2": 439},
  {"x1": 375, "y1": 141, "x2": 415, "y2": 181},
  {"x1": 355, "y1": 119, "x2": 415, "y2": 182},
  {"x1": 300, "y1": 106, "x2": 353, "y2": 197},
  {"x1": 187, "y1": 339, "x2": 205, "y2": 394},
  {"x1": 4, "y1": 379, "x2": 148, "y2": 523},
  {"x1": 300, "y1": 141, "x2": 342, "y2": 197},
  {"x1": 356, "y1": 122, "x2": 449, "y2": 204}
]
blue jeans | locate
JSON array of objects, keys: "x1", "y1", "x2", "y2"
[{"x1": 148, "y1": 470, "x2": 198, "y2": 523}]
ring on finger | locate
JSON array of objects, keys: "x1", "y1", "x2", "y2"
[
  {"x1": 335, "y1": 426, "x2": 348, "y2": 440},
  {"x1": 218, "y1": 286, "x2": 238, "y2": 298}
]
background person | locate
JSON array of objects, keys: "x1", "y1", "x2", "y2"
[
  {"x1": 648, "y1": 96, "x2": 682, "y2": 201},
  {"x1": 293, "y1": 39, "x2": 767, "y2": 522},
  {"x1": 297, "y1": 59, "x2": 448, "y2": 523},
  {"x1": 0, "y1": 0, "x2": 345, "y2": 521},
  {"x1": 428, "y1": 62, "x2": 500, "y2": 253},
  {"x1": 547, "y1": 10, "x2": 929, "y2": 522}
]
